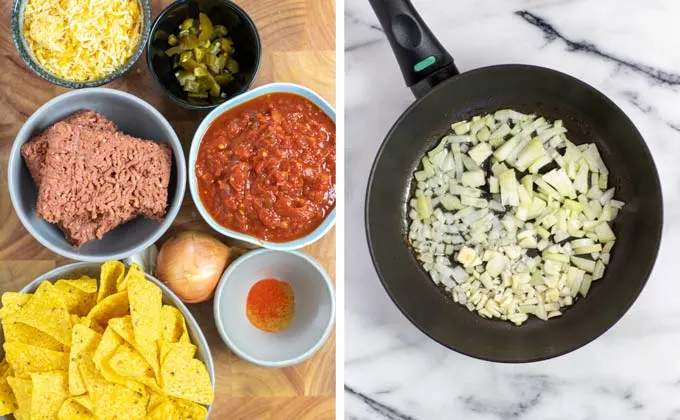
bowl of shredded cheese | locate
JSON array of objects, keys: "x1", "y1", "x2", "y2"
[{"x1": 11, "y1": 0, "x2": 151, "y2": 88}]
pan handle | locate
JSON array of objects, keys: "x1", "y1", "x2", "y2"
[{"x1": 369, "y1": 0, "x2": 459, "y2": 98}]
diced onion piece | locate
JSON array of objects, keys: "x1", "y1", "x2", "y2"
[
  {"x1": 461, "y1": 170, "x2": 486, "y2": 187},
  {"x1": 499, "y1": 169, "x2": 520, "y2": 206},
  {"x1": 542, "y1": 168, "x2": 577, "y2": 199},
  {"x1": 468, "y1": 143, "x2": 493, "y2": 165},
  {"x1": 594, "y1": 222, "x2": 616, "y2": 242}
]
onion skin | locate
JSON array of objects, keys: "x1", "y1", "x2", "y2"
[{"x1": 156, "y1": 231, "x2": 231, "y2": 303}]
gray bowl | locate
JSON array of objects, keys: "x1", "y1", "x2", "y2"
[
  {"x1": 0, "y1": 262, "x2": 215, "y2": 419},
  {"x1": 8, "y1": 88, "x2": 186, "y2": 262},
  {"x1": 11, "y1": 0, "x2": 151, "y2": 88}
]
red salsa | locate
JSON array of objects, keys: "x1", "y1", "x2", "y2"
[{"x1": 195, "y1": 92, "x2": 336, "y2": 242}]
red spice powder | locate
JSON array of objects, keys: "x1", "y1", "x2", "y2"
[{"x1": 246, "y1": 278, "x2": 295, "y2": 332}]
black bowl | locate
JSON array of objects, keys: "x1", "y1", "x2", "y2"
[{"x1": 146, "y1": 0, "x2": 261, "y2": 110}]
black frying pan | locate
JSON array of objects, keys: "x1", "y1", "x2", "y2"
[{"x1": 365, "y1": 0, "x2": 663, "y2": 362}]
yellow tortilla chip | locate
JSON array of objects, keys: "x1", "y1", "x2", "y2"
[
  {"x1": 7, "y1": 376, "x2": 31, "y2": 420},
  {"x1": 2, "y1": 316, "x2": 63, "y2": 351},
  {"x1": 71, "y1": 315, "x2": 92, "y2": 329},
  {"x1": 160, "y1": 305, "x2": 189, "y2": 344},
  {"x1": 99, "y1": 363, "x2": 147, "y2": 395},
  {"x1": 145, "y1": 401, "x2": 175, "y2": 419},
  {"x1": 79, "y1": 356, "x2": 148, "y2": 418},
  {"x1": 59, "y1": 276, "x2": 98, "y2": 294},
  {"x1": 87, "y1": 291, "x2": 129, "y2": 331},
  {"x1": 0, "y1": 293, "x2": 31, "y2": 319},
  {"x1": 4, "y1": 342, "x2": 68, "y2": 378},
  {"x1": 117, "y1": 263, "x2": 144, "y2": 292},
  {"x1": 161, "y1": 342, "x2": 213, "y2": 405},
  {"x1": 13, "y1": 282, "x2": 71, "y2": 345},
  {"x1": 68, "y1": 325, "x2": 102, "y2": 395},
  {"x1": 72, "y1": 395, "x2": 93, "y2": 412},
  {"x1": 91, "y1": 383, "x2": 148, "y2": 420},
  {"x1": 98, "y1": 261, "x2": 124, "y2": 303},
  {"x1": 54, "y1": 280, "x2": 97, "y2": 316},
  {"x1": 0, "y1": 361, "x2": 17, "y2": 415},
  {"x1": 172, "y1": 397, "x2": 208, "y2": 419},
  {"x1": 92, "y1": 327, "x2": 124, "y2": 371},
  {"x1": 108, "y1": 316, "x2": 159, "y2": 378},
  {"x1": 109, "y1": 344, "x2": 154, "y2": 381},
  {"x1": 57, "y1": 397, "x2": 95, "y2": 420},
  {"x1": 92, "y1": 328, "x2": 146, "y2": 395},
  {"x1": 30, "y1": 371, "x2": 69, "y2": 419},
  {"x1": 128, "y1": 268, "x2": 162, "y2": 351},
  {"x1": 146, "y1": 391, "x2": 166, "y2": 413}
]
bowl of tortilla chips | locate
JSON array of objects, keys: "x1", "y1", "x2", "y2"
[{"x1": 0, "y1": 261, "x2": 215, "y2": 419}]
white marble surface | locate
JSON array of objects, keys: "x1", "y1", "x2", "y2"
[{"x1": 344, "y1": 0, "x2": 680, "y2": 418}]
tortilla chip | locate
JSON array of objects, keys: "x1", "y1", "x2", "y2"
[
  {"x1": 72, "y1": 395, "x2": 93, "y2": 412},
  {"x1": 91, "y1": 383, "x2": 148, "y2": 420},
  {"x1": 78, "y1": 352, "x2": 108, "y2": 397},
  {"x1": 147, "y1": 391, "x2": 166, "y2": 413},
  {"x1": 7, "y1": 376, "x2": 32, "y2": 420},
  {"x1": 54, "y1": 280, "x2": 97, "y2": 316},
  {"x1": 117, "y1": 263, "x2": 144, "y2": 292},
  {"x1": 92, "y1": 327, "x2": 123, "y2": 371},
  {"x1": 60, "y1": 276, "x2": 98, "y2": 294},
  {"x1": 4, "y1": 342, "x2": 68, "y2": 378},
  {"x1": 128, "y1": 267, "x2": 162, "y2": 351},
  {"x1": 0, "y1": 362, "x2": 17, "y2": 415},
  {"x1": 12, "y1": 282, "x2": 71, "y2": 345},
  {"x1": 161, "y1": 342, "x2": 213, "y2": 405},
  {"x1": 71, "y1": 315, "x2": 92, "y2": 329},
  {"x1": 98, "y1": 261, "x2": 124, "y2": 303},
  {"x1": 108, "y1": 316, "x2": 159, "y2": 378},
  {"x1": 79, "y1": 355, "x2": 148, "y2": 419},
  {"x1": 30, "y1": 371, "x2": 69, "y2": 419},
  {"x1": 68, "y1": 325, "x2": 102, "y2": 395},
  {"x1": 91, "y1": 327, "x2": 147, "y2": 395},
  {"x1": 172, "y1": 397, "x2": 208, "y2": 419},
  {"x1": 87, "y1": 291, "x2": 129, "y2": 330},
  {"x1": 160, "y1": 305, "x2": 189, "y2": 344},
  {"x1": 109, "y1": 344, "x2": 154, "y2": 381},
  {"x1": 57, "y1": 397, "x2": 95, "y2": 420},
  {"x1": 99, "y1": 363, "x2": 147, "y2": 395},
  {"x1": 0, "y1": 293, "x2": 31, "y2": 319},
  {"x1": 145, "y1": 401, "x2": 175, "y2": 419},
  {"x1": 2, "y1": 316, "x2": 63, "y2": 351}
]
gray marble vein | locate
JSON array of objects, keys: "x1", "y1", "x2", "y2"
[{"x1": 344, "y1": 0, "x2": 680, "y2": 418}]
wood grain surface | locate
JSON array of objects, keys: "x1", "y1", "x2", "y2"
[{"x1": 0, "y1": 0, "x2": 336, "y2": 418}]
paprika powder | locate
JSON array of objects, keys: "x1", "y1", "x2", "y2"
[{"x1": 246, "y1": 278, "x2": 295, "y2": 332}]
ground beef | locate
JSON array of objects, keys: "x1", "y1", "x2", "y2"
[
  {"x1": 21, "y1": 110, "x2": 117, "y2": 185},
  {"x1": 22, "y1": 110, "x2": 173, "y2": 247}
]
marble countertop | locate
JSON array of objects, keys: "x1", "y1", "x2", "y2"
[{"x1": 344, "y1": 0, "x2": 680, "y2": 418}]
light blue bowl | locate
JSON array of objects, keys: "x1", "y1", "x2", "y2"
[{"x1": 188, "y1": 83, "x2": 336, "y2": 250}]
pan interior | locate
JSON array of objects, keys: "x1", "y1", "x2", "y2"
[{"x1": 366, "y1": 65, "x2": 662, "y2": 362}]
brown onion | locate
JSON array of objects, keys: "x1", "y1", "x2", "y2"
[{"x1": 156, "y1": 231, "x2": 231, "y2": 303}]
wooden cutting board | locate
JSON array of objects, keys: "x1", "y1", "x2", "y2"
[{"x1": 0, "y1": 0, "x2": 336, "y2": 418}]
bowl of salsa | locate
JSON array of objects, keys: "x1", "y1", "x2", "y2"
[{"x1": 189, "y1": 83, "x2": 336, "y2": 249}]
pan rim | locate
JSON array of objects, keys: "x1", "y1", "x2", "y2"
[{"x1": 364, "y1": 63, "x2": 664, "y2": 363}]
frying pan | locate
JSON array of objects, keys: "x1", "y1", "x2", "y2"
[{"x1": 365, "y1": 0, "x2": 663, "y2": 362}]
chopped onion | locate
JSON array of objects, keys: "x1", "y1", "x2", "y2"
[{"x1": 408, "y1": 110, "x2": 624, "y2": 325}]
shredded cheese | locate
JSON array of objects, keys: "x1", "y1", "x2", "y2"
[{"x1": 23, "y1": 0, "x2": 142, "y2": 82}]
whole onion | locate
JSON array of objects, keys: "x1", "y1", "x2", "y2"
[{"x1": 156, "y1": 231, "x2": 231, "y2": 303}]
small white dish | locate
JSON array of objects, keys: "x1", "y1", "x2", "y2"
[{"x1": 213, "y1": 248, "x2": 335, "y2": 367}]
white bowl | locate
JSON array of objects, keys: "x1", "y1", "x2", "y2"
[
  {"x1": 188, "y1": 82, "x2": 336, "y2": 250},
  {"x1": 213, "y1": 249, "x2": 335, "y2": 367}
]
